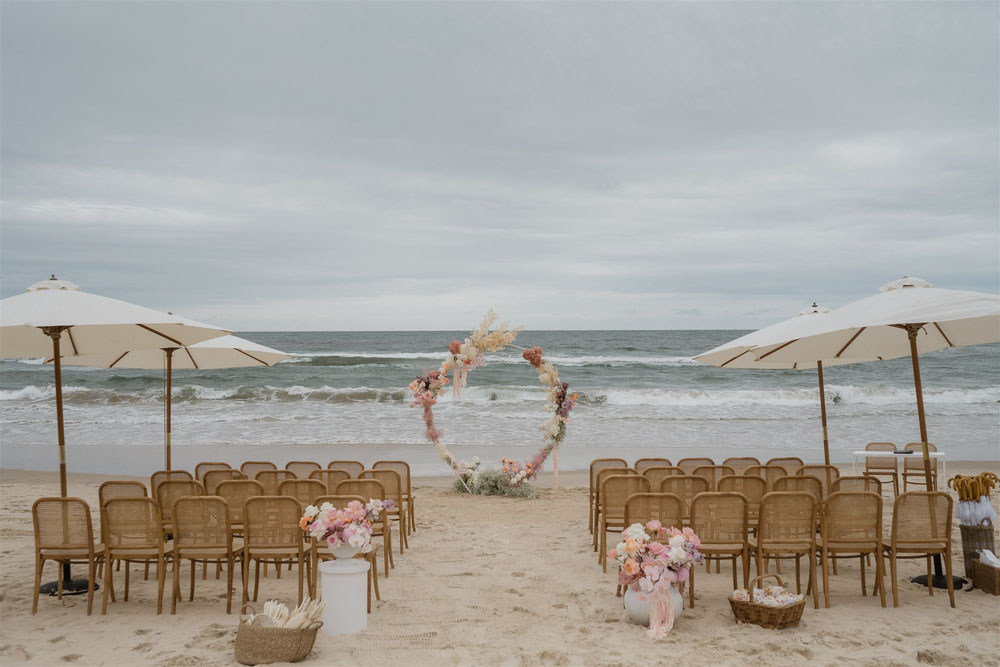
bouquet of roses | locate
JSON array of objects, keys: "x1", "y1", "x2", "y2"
[
  {"x1": 300, "y1": 499, "x2": 392, "y2": 553},
  {"x1": 608, "y1": 521, "x2": 703, "y2": 593}
]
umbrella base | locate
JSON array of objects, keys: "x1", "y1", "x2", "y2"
[
  {"x1": 909, "y1": 574, "x2": 967, "y2": 590},
  {"x1": 39, "y1": 578, "x2": 96, "y2": 596}
]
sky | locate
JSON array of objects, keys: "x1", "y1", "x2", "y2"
[{"x1": 2, "y1": 1, "x2": 998, "y2": 331}]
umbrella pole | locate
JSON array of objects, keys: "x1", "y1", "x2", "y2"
[
  {"x1": 817, "y1": 361, "x2": 830, "y2": 466},
  {"x1": 165, "y1": 348, "x2": 174, "y2": 470}
]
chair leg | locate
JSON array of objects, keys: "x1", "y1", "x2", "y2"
[
  {"x1": 875, "y1": 548, "x2": 886, "y2": 608},
  {"x1": 171, "y1": 556, "x2": 179, "y2": 615},
  {"x1": 889, "y1": 550, "x2": 899, "y2": 608},
  {"x1": 156, "y1": 556, "x2": 165, "y2": 615},
  {"x1": 383, "y1": 535, "x2": 390, "y2": 577},
  {"x1": 925, "y1": 556, "x2": 933, "y2": 596},
  {"x1": 87, "y1": 557, "x2": 96, "y2": 615},
  {"x1": 600, "y1": 521, "x2": 608, "y2": 573},
  {"x1": 57, "y1": 559, "x2": 64, "y2": 600},
  {"x1": 253, "y1": 560, "x2": 260, "y2": 602},
  {"x1": 144, "y1": 561, "x2": 149, "y2": 581},
  {"x1": 102, "y1": 553, "x2": 113, "y2": 615},
  {"x1": 190, "y1": 559, "x2": 196, "y2": 601},
  {"x1": 742, "y1": 548, "x2": 750, "y2": 588},
  {"x1": 297, "y1": 555, "x2": 304, "y2": 605},
  {"x1": 809, "y1": 551, "x2": 819, "y2": 609},
  {"x1": 226, "y1": 556, "x2": 234, "y2": 614},
  {"x1": 370, "y1": 553, "x2": 380, "y2": 601},
  {"x1": 821, "y1": 548, "x2": 830, "y2": 608},
  {"x1": 32, "y1": 555, "x2": 42, "y2": 615},
  {"x1": 124, "y1": 560, "x2": 130, "y2": 602},
  {"x1": 731, "y1": 555, "x2": 738, "y2": 589},
  {"x1": 241, "y1": 557, "x2": 250, "y2": 607},
  {"x1": 795, "y1": 555, "x2": 801, "y2": 594},
  {"x1": 945, "y1": 547, "x2": 955, "y2": 608},
  {"x1": 689, "y1": 565, "x2": 695, "y2": 608},
  {"x1": 588, "y1": 494, "x2": 593, "y2": 535},
  {"x1": 860, "y1": 554, "x2": 867, "y2": 596}
]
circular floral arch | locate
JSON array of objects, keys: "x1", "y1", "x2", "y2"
[{"x1": 408, "y1": 311, "x2": 576, "y2": 490}]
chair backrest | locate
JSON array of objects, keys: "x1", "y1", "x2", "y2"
[
  {"x1": 310, "y1": 469, "x2": 353, "y2": 494},
  {"x1": 278, "y1": 479, "x2": 328, "y2": 507},
  {"x1": 634, "y1": 458, "x2": 672, "y2": 474},
  {"x1": 215, "y1": 479, "x2": 264, "y2": 526},
  {"x1": 286, "y1": 461, "x2": 322, "y2": 479},
  {"x1": 903, "y1": 443, "x2": 938, "y2": 472},
  {"x1": 690, "y1": 492, "x2": 748, "y2": 543},
  {"x1": 590, "y1": 458, "x2": 628, "y2": 494},
  {"x1": 203, "y1": 469, "x2": 245, "y2": 495},
  {"x1": 642, "y1": 466, "x2": 684, "y2": 490},
  {"x1": 361, "y1": 469, "x2": 404, "y2": 508},
  {"x1": 99, "y1": 481, "x2": 147, "y2": 508},
  {"x1": 659, "y1": 475, "x2": 711, "y2": 515},
  {"x1": 600, "y1": 475, "x2": 651, "y2": 520},
  {"x1": 149, "y1": 469, "x2": 193, "y2": 497},
  {"x1": 595, "y1": 467, "x2": 637, "y2": 507},
  {"x1": 677, "y1": 458, "x2": 714, "y2": 475},
  {"x1": 173, "y1": 496, "x2": 232, "y2": 550},
  {"x1": 103, "y1": 497, "x2": 163, "y2": 552},
  {"x1": 335, "y1": 478, "x2": 387, "y2": 503},
  {"x1": 373, "y1": 461, "x2": 412, "y2": 498},
  {"x1": 722, "y1": 457, "x2": 761, "y2": 475},
  {"x1": 796, "y1": 464, "x2": 840, "y2": 496},
  {"x1": 745, "y1": 465, "x2": 787, "y2": 490},
  {"x1": 766, "y1": 457, "x2": 805, "y2": 475},
  {"x1": 758, "y1": 492, "x2": 816, "y2": 545},
  {"x1": 244, "y1": 496, "x2": 303, "y2": 549},
  {"x1": 240, "y1": 461, "x2": 277, "y2": 480},
  {"x1": 623, "y1": 493, "x2": 685, "y2": 530},
  {"x1": 691, "y1": 465, "x2": 736, "y2": 491},
  {"x1": 833, "y1": 476, "x2": 882, "y2": 494},
  {"x1": 156, "y1": 479, "x2": 205, "y2": 523},
  {"x1": 195, "y1": 462, "x2": 232, "y2": 481},
  {"x1": 864, "y1": 442, "x2": 897, "y2": 473},
  {"x1": 328, "y1": 461, "x2": 365, "y2": 478},
  {"x1": 32, "y1": 497, "x2": 95, "y2": 551},
  {"x1": 717, "y1": 475, "x2": 766, "y2": 521},
  {"x1": 773, "y1": 475, "x2": 822, "y2": 502},
  {"x1": 255, "y1": 469, "x2": 297, "y2": 495},
  {"x1": 891, "y1": 491, "x2": 952, "y2": 546},
  {"x1": 823, "y1": 491, "x2": 881, "y2": 545}
]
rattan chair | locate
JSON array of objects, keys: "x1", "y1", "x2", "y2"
[
  {"x1": 242, "y1": 496, "x2": 311, "y2": 606},
  {"x1": 361, "y1": 469, "x2": 408, "y2": 553},
  {"x1": 279, "y1": 479, "x2": 328, "y2": 508},
  {"x1": 336, "y1": 479, "x2": 393, "y2": 574},
  {"x1": 171, "y1": 496, "x2": 240, "y2": 614},
  {"x1": 310, "y1": 495, "x2": 381, "y2": 613},
  {"x1": 101, "y1": 497, "x2": 170, "y2": 615},
  {"x1": 692, "y1": 465, "x2": 736, "y2": 491},
  {"x1": 203, "y1": 469, "x2": 245, "y2": 495},
  {"x1": 766, "y1": 457, "x2": 805, "y2": 475},
  {"x1": 156, "y1": 479, "x2": 205, "y2": 534},
  {"x1": 255, "y1": 469, "x2": 297, "y2": 495},
  {"x1": 722, "y1": 456, "x2": 761, "y2": 475},
  {"x1": 689, "y1": 492, "x2": 749, "y2": 606},
  {"x1": 149, "y1": 469, "x2": 193, "y2": 497},
  {"x1": 593, "y1": 467, "x2": 637, "y2": 547},
  {"x1": 589, "y1": 458, "x2": 628, "y2": 535},
  {"x1": 797, "y1": 464, "x2": 840, "y2": 497},
  {"x1": 902, "y1": 443, "x2": 939, "y2": 491},
  {"x1": 286, "y1": 461, "x2": 322, "y2": 479},
  {"x1": 32, "y1": 497, "x2": 105, "y2": 615},
  {"x1": 374, "y1": 461, "x2": 415, "y2": 534},
  {"x1": 623, "y1": 493, "x2": 685, "y2": 531},
  {"x1": 240, "y1": 461, "x2": 277, "y2": 481},
  {"x1": 195, "y1": 462, "x2": 232, "y2": 482},
  {"x1": 641, "y1": 466, "x2": 684, "y2": 491},
  {"x1": 745, "y1": 464, "x2": 787, "y2": 491},
  {"x1": 633, "y1": 458, "x2": 672, "y2": 474},
  {"x1": 882, "y1": 491, "x2": 955, "y2": 608},
  {"x1": 718, "y1": 475, "x2": 766, "y2": 532},
  {"x1": 310, "y1": 469, "x2": 352, "y2": 495},
  {"x1": 832, "y1": 476, "x2": 882, "y2": 495},
  {"x1": 98, "y1": 481, "x2": 147, "y2": 507},
  {"x1": 328, "y1": 460, "x2": 365, "y2": 478},
  {"x1": 863, "y1": 442, "x2": 899, "y2": 496},
  {"x1": 598, "y1": 475, "x2": 651, "y2": 572},
  {"x1": 659, "y1": 475, "x2": 710, "y2": 523},
  {"x1": 773, "y1": 475, "x2": 823, "y2": 503},
  {"x1": 750, "y1": 491, "x2": 819, "y2": 608},
  {"x1": 677, "y1": 457, "x2": 714, "y2": 475},
  {"x1": 818, "y1": 491, "x2": 885, "y2": 608},
  {"x1": 215, "y1": 480, "x2": 264, "y2": 535}
]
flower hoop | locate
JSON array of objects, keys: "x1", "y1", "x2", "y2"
[{"x1": 408, "y1": 310, "x2": 577, "y2": 491}]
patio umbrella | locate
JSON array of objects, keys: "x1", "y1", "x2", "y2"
[{"x1": 52, "y1": 333, "x2": 291, "y2": 469}]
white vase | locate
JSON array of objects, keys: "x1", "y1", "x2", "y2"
[
  {"x1": 623, "y1": 585, "x2": 683, "y2": 627},
  {"x1": 328, "y1": 543, "x2": 360, "y2": 561}
]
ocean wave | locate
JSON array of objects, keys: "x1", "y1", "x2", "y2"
[
  {"x1": 591, "y1": 385, "x2": 1000, "y2": 407},
  {"x1": 284, "y1": 351, "x2": 697, "y2": 367}
]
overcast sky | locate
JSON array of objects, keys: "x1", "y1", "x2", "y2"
[{"x1": 2, "y1": 2, "x2": 997, "y2": 331}]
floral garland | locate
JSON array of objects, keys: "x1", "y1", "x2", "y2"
[{"x1": 408, "y1": 310, "x2": 577, "y2": 488}]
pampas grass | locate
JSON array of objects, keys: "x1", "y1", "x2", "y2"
[{"x1": 453, "y1": 468, "x2": 537, "y2": 499}]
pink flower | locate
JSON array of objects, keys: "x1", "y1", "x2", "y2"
[
  {"x1": 607, "y1": 549, "x2": 618, "y2": 559},
  {"x1": 661, "y1": 568, "x2": 678, "y2": 583},
  {"x1": 647, "y1": 541, "x2": 666, "y2": 556},
  {"x1": 674, "y1": 566, "x2": 690, "y2": 582},
  {"x1": 623, "y1": 559, "x2": 640, "y2": 576},
  {"x1": 449, "y1": 340, "x2": 461, "y2": 354},
  {"x1": 645, "y1": 519, "x2": 662, "y2": 534}
]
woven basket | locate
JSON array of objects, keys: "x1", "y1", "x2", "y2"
[
  {"x1": 971, "y1": 559, "x2": 1000, "y2": 596},
  {"x1": 234, "y1": 605, "x2": 322, "y2": 665},
  {"x1": 959, "y1": 519, "x2": 995, "y2": 578},
  {"x1": 729, "y1": 574, "x2": 805, "y2": 630}
]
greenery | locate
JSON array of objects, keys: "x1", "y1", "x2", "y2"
[{"x1": 452, "y1": 467, "x2": 537, "y2": 499}]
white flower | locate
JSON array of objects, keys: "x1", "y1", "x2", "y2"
[
  {"x1": 304, "y1": 505, "x2": 319, "y2": 518},
  {"x1": 669, "y1": 546, "x2": 688, "y2": 563},
  {"x1": 472, "y1": 456, "x2": 480, "y2": 464},
  {"x1": 348, "y1": 532, "x2": 367, "y2": 549},
  {"x1": 668, "y1": 534, "x2": 686, "y2": 549}
]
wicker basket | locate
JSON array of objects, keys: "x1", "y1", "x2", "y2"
[
  {"x1": 729, "y1": 574, "x2": 806, "y2": 630},
  {"x1": 959, "y1": 519, "x2": 995, "y2": 579},
  {"x1": 971, "y1": 558, "x2": 1000, "y2": 596},
  {"x1": 234, "y1": 605, "x2": 322, "y2": 665}
]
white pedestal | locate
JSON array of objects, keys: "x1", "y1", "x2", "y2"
[{"x1": 318, "y1": 559, "x2": 370, "y2": 636}]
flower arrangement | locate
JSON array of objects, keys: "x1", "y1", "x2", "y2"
[
  {"x1": 300, "y1": 499, "x2": 392, "y2": 553},
  {"x1": 730, "y1": 584, "x2": 804, "y2": 607}
]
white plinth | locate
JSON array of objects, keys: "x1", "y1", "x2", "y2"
[{"x1": 318, "y1": 558, "x2": 370, "y2": 636}]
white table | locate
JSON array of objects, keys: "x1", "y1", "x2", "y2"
[{"x1": 851, "y1": 450, "x2": 946, "y2": 480}]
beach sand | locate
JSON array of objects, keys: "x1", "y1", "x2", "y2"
[{"x1": 1, "y1": 462, "x2": 998, "y2": 666}]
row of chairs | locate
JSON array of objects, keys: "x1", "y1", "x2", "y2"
[{"x1": 863, "y1": 442, "x2": 940, "y2": 495}]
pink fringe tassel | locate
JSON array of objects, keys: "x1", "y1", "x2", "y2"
[{"x1": 646, "y1": 586, "x2": 677, "y2": 639}]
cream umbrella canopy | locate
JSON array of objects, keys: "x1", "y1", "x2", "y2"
[{"x1": 52, "y1": 333, "x2": 291, "y2": 469}]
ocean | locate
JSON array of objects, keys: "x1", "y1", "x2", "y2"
[{"x1": 1, "y1": 330, "x2": 998, "y2": 475}]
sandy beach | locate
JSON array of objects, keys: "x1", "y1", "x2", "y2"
[{"x1": 2, "y1": 461, "x2": 998, "y2": 667}]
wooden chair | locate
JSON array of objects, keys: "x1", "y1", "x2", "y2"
[
  {"x1": 689, "y1": 492, "x2": 749, "y2": 607},
  {"x1": 833, "y1": 476, "x2": 882, "y2": 495},
  {"x1": 279, "y1": 479, "x2": 328, "y2": 508},
  {"x1": 863, "y1": 442, "x2": 899, "y2": 496},
  {"x1": 641, "y1": 466, "x2": 684, "y2": 492},
  {"x1": 677, "y1": 457, "x2": 714, "y2": 475},
  {"x1": 286, "y1": 461, "x2": 322, "y2": 479},
  {"x1": 336, "y1": 479, "x2": 393, "y2": 575},
  {"x1": 634, "y1": 458, "x2": 672, "y2": 474},
  {"x1": 171, "y1": 496, "x2": 240, "y2": 614},
  {"x1": 99, "y1": 481, "x2": 147, "y2": 508},
  {"x1": 766, "y1": 457, "x2": 805, "y2": 475},
  {"x1": 659, "y1": 475, "x2": 710, "y2": 523},
  {"x1": 883, "y1": 491, "x2": 955, "y2": 608},
  {"x1": 310, "y1": 495, "x2": 381, "y2": 613},
  {"x1": 593, "y1": 467, "x2": 637, "y2": 547},
  {"x1": 745, "y1": 465, "x2": 787, "y2": 491},
  {"x1": 902, "y1": 443, "x2": 939, "y2": 491},
  {"x1": 374, "y1": 461, "x2": 415, "y2": 534},
  {"x1": 598, "y1": 475, "x2": 650, "y2": 572},
  {"x1": 722, "y1": 456, "x2": 761, "y2": 475},
  {"x1": 149, "y1": 470, "x2": 193, "y2": 497},
  {"x1": 718, "y1": 475, "x2": 766, "y2": 532},
  {"x1": 255, "y1": 469, "x2": 297, "y2": 495},
  {"x1": 773, "y1": 475, "x2": 823, "y2": 504},
  {"x1": 156, "y1": 479, "x2": 205, "y2": 535},
  {"x1": 692, "y1": 465, "x2": 736, "y2": 491},
  {"x1": 242, "y1": 496, "x2": 311, "y2": 606},
  {"x1": 750, "y1": 492, "x2": 819, "y2": 609},
  {"x1": 589, "y1": 458, "x2": 628, "y2": 534},
  {"x1": 818, "y1": 491, "x2": 885, "y2": 608},
  {"x1": 328, "y1": 460, "x2": 365, "y2": 478},
  {"x1": 215, "y1": 480, "x2": 263, "y2": 535},
  {"x1": 101, "y1": 497, "x2": 170, "y2": 615},
  {"x1": 616, "y1": 493, "x2": 684, "y2": 598},
  {"x1": 203, "y1": 469, "x2": 245, "y2": 495},
  {"x1": 31, "y1": 497, "x2": 105, "y2": 615},
  {"x1": 310, "y1": 469, "x2": 352, "y2": 495},
  {"x1": 361, "y1": 469, "x2": 408, "y2": 553},
  {"x1": 195, "y1": 462, "x2": 231, "y2": 482},
  {"x1": 797, "y1": 465, "x2": 840, "y2": 498},
  {"x1": 240, "y1": 461, "x2": 277, "y2": 481}
]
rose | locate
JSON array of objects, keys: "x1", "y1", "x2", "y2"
[
  {"x1": 623, "y1": 559, "x2": 640, "y2": 576},
  {"x1": 645, "y1": 519, "x2": 662, "y2": 534},
  {"x1": 449, "y1": 340, "x2": 462, "y2": 355}
]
